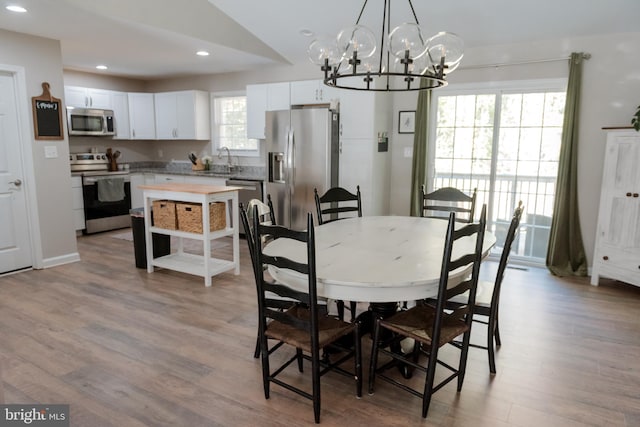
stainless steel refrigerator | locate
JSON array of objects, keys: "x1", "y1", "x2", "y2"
[{"x1": 265, "y1": 107, "x2": 339, "y2": 230}]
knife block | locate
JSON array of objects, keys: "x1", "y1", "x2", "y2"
[{"x1": 192, "y1": 159, "x2": 205, "y2": 171}]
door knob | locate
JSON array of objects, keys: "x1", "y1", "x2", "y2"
[{"x1": 9, "y1": 179, "x2": 22, "y2": 187}]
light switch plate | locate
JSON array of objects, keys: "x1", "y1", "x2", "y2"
[
  {"x1": 44, "y1": 145, "x2": 58, "y2": 158},
  {"x1": 404, "y1": 146, "x2": 413, "y2": 158}
]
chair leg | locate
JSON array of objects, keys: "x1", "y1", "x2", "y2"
[
  {"x1": 456, "y1": 331, "x2": 472, "y2": 392},
  {"x1": 336, "y1": 300, "x2": 345, "y2": 321},
  {"x1": 297, "y1": 348, "x2": 304, "y2": 373},
  {"x1": 487, "y1": 315, "x2": 498, "y2": 374},
  {"x1": 260, "y1": 336, "x2": 270, "y2": 399},
  {"x1": 421, "y1": 341, "x2": 439, "y2": 418},
  {"x1": 354, "y1": 322, "x2": 362, "y2": 398},
  {"x1": 254, "y1": 333, "x2": 261, "y2": 359},
  {"x1": 311, "y1": 348, "x2": 321, "y2": 423},
  {"x1": 368, "y1": 317, "x2": 382, "y2": 394},
  {"x1": 494, "y1": 313, "x2": 502, "y2": 346},
  {"x1": 349, "y1": 301, "x2": 357, "y2": 322}
]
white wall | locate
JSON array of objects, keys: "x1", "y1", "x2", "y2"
[{"x1": 0, "y1": 29, "x2": 78, "y2": 265}]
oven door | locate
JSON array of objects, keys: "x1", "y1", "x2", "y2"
[{"x1": 82, "y1": 175, "x2": 132, "y2": 234}]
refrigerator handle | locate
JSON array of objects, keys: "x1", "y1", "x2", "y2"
[
  {"x1": 285, "y1": 126, "x2": 292, "y2": 192},
  {"x1": 290, "y1": 129, "x2": 296, "y2": 191}
]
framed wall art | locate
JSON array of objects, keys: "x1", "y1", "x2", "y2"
[{"x1": 398, "y1": 110, "x2": 415, "y2": 134}]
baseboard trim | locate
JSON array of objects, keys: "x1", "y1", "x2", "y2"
[{"x1": 40, "y1": 252, "x2": 81, "y2": 269}]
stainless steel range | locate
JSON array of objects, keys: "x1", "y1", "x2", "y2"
[{"x1": 70, "y1": 153, "x2": 131, "y2": 234}]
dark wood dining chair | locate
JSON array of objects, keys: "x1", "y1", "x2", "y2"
[
  {"x1": 368, "y1": 205, "x2": 487, "y2": 419},
  {"x1": 314, "y1": 185, "x2": 362, "y2": 322},
  {"x1": 456, "y1": 201, "x2": 523, "y2": 373},
  {"x1": 314, "y1": 186, "x2": 362, "y2": 225},
  {"x1": 420, "y1": 185, "x2": 477, "y2": 223},
  {"x1": 253, "y1": 208, "x2": 362, "y2": 424},
  {"x1": 240, "y1": 199, "x2": 282, "y2": 359}
]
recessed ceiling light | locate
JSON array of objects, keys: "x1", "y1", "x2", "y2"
[
  {"x1": 299, "y1": 29, "x2": 315, "y2": 37},
  {"x1": 196, "y1": 50, "x2": 210, "y2": 56},
  {"x1": 96, "y1": 65, "x2": 108, "y2": 70},
  {"x1": 6, "y1": 5, "x2": 27, "y2": 13}
]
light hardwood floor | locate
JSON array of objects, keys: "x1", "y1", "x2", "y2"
[{"x1": 1, "y1": 229, "x2": 639, "y2": 426}]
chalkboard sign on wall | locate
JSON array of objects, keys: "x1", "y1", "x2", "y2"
[{"x1": 32, "y1": 82, "x2": 63, "y2": 140}]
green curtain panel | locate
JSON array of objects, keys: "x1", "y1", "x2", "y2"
[
  {"x1": 410, "y1": 89, "x2": 431, "y2": 217},
  {"x1": 546, "y1": 52, "x2": 588, "y2": 276}
]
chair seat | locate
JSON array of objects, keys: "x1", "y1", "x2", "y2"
[
  {"x1": 380, "y1": 304, "x2": 470, "y2": 348},
  {"x1": 266, "y1": 306, "x2": 356, "y2": 352}
]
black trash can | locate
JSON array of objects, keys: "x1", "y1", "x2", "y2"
[{"x1": 130, "y1": 207, "x2": 171, "y2": 269}]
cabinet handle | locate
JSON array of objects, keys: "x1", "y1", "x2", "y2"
[
  {"x1": 319, "y1": 89, "x2": 323, "y2": 100},
  {"x1": 315, "y1": 89, "x2": 318, "y2": 101},
  {"x1": 85, "y1": 96, "x2": 89, "y2": 107},
  {"x1": 627, "y1": 192, "x2": 633, "y2": 197},
  {"x1": 634, "y1": 193, "x2": 639, "y2": 198},
  {"x1": 132, "y1": 129, "x2": 136, "y2": 138},
  {"x1": 602, "y1": 255, "x2": 609, "y2": 261}
]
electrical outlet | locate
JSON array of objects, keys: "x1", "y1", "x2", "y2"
[{"x1": 158, "y1": 149, "x2": 163, "y2": 158}]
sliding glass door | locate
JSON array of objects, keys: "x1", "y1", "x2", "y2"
[{"x1": 429, "y1": 81, "x2": 566, "y2": 263}]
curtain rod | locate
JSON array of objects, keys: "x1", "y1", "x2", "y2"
[{"x1": 459, "y1": 53, "x2": 591, "y2": 71}]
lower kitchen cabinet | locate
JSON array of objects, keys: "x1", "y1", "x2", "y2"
[
  {"x1": 71, "y1": 176, "x2": 85, "y2": 231},
  {"x1": 130, "y1": 174, "x2": 155, "y2": 209}
]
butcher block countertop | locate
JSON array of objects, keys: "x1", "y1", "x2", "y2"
[{"x1": 139, "y1": 183, "x2": 242, "y2": 194}]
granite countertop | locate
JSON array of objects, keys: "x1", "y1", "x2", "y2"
[{"x1": 129, "y1": 162, "x2": 265, "y2": 181}]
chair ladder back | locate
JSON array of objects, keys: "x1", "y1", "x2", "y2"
[
  {"x1": 421, "y1": 185, "x2": 477, "y2": 223},
  {"x1": 432, "y1": 206, "x2": 487, "y2": 336},
  {"x1": 314, "y1": 186, "x2": 362, "y2": 225},
  {"x1": 254, "y1": 209, "x2": 320, "y2": 328},
  {"x1": 490, "y1": 201, "x2": 524, "y2": 312}
]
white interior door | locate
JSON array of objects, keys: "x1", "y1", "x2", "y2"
[{"x1": 0, "y1": 72, "x2": 32, "y2": 273}]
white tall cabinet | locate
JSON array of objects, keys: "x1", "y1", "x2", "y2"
[
  {"x1": 338, "y1": 90, "x2": 392, "y2": 216},
  {"x1": 591, "y1": 130, "x2": 640, "y2": 288}
]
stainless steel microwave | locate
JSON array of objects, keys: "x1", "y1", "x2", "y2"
[{"x1": 67, "y1": 108, "x2": 115, "y2": 136}]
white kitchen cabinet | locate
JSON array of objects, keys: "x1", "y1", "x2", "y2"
[
  {"x1": 339, "y1": 90, "x2": 377, "y2": 139},
  {"x1": 246, "y1": 82, "x2": 290, "y2": 139},
  {"x1": 154, "y1": 90, "x2": 210, "y2": 140},
  {"x1": 64, "y1": 86, "x2": 113, "y2": 109},
  {"x1": 591, "y1": 130, "x2": 640, "y2": 288},
  {"x1": 71, "y1": 176, "x2": 85, "y2": 231},
  {"x1": 290, "y1": 80, "x2": 337, "y2": 106},
  {"x1": 130, "y1": 173, "x2": 155, "y2": 209},
  {"x1": 128, "y1": 93, "x2": 156, "y2": 139},
  {"x1": 111, "y1": 91, "x2": 130, "y2": 140}
]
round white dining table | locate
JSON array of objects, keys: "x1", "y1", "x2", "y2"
[{"x1": 265, "y1": 216, "x2": 496, "y2": 304}]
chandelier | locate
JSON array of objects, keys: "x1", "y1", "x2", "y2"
[{"x1": 308, "y1": 0, "x2": 463, "y2": 92}]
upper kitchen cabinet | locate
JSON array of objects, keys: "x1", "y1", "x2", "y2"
[
  {"x1": 290, "y1": 80, "x2": 337, "y2": 106},
  {"x1": 246, "y1": 82, "x2": 290, "y2": 139},
  {"x1": 111, "y1": 91, "x2": 130, "y2": 140},
  {"x1": 64, "y1": 86, "x2": 113, "y2": 109},
  {"x1": 154, "y1": 90, "x2": 210, "y2": 140},
  {"x1": 128, "y1": 92, "x2": 156, "y2": 140}
]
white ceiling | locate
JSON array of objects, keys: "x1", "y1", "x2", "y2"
[{"x1": 1, "y1": 0, "x2": 639, "y2": 80}]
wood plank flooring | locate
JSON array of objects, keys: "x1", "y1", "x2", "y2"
[{"x1": 1, "y1": 229, "x2": 639, "y2": 426}]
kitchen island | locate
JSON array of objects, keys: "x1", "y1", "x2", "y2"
[{"x1": 140, "y1": 183, "x2": 241, "y2": 287}]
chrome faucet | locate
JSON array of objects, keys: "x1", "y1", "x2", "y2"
[{"x1": 217, "y1": 146, "x2": 234, "y2": 173}]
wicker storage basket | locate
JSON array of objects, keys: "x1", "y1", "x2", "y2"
[
  {"x1": 152, "y1": 200, "x2": 177, "y2": 230},
  {"x1": 176, "y1": 202, "x2": 226, "y2": 233}
]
